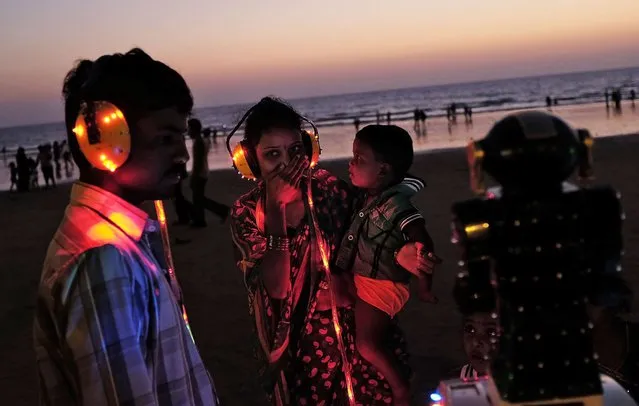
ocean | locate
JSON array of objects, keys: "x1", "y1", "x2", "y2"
[{"x1": 1, "y1": 66, "x2": 637, "y2": 190}]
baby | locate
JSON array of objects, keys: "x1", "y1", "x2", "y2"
[{"x1": 335, "y1": 125, "x2": 440, "y2": 405}]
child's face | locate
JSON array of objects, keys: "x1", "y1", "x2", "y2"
[
  {"x1": 349, "y1": 139, "x2": 386, "y2": 189},
  {"x1": 462, "y1": 312, "x2": 499, "y2": 375}
]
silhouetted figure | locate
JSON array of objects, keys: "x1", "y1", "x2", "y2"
[
  {"x1": 605, "y1": 89, "x2": 610, "y2": 109},
  {"x1": 37, "y1": 144, "x2": 56, "y2": 188},
  {"x1": 28, "y1": 156, "x2": 38, "y2": 189},
  {"x1": 386, "y1": 111, "x2": 391, "y2": 125},
  {"x1": 212, "y1": 128, "x2": 219, "y2": 143},
  {"x1": 450, "y1": 103, "x2": 458, "y2": 123},
  {"x1": 354, "y1": 117, "x2": 361, "y2": 132},
  {"x1": 376, "y1": 110, "x2": 381, "y2": 125},
  {"x1": 189, "y1": 118, "x2": 230, "y2": 227},
  {"x1": 1, "y1": 146, "x2": 6, "y2": 166},
  {"x1": 612, "y1": 89, "x2": 622, "y2": 113},
  {"x1": 9, "y1": 162, "x2": 17, "y2": 192},
  {"x1": 464, "y1": 105, "x2": 473, "y2": 128},
  {"x1": 413, "y1": 108, "x2": 421, "y2": 134},
  {"x1": 53, "y1": 141, "x2": 62, "y2": 179},
  {"x1": 173, "y1": 163, "x2": 191, "y2": 225},
  {"x1": 546, "y1": 96, "x2": 552, "y2": 109},
  {"x1": 61, "y1": 140, "x2": 73, "y2": 173},
  {"x1": 202, "y1": 128, "x2": 213, "y2": 146},
  {"x1": 15, "y1": 147, "x2": 30, "y2": 192},
  {"x1": 553, "y1": 98, "x2": 559, "y2": 106},
  {"x1": 419, "y1": 110, "x2": 427, "y2": 136},
  {"x1": 630, "y1": 89, "x2": 636, "y2": 108}
]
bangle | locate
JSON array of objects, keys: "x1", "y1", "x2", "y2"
[{"x1": 267, "y1": 235, "x2": 290, "y2": 251}]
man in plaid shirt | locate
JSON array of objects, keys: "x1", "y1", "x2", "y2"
[{"x1": 33, "y1": 49, "x2": 218, "y2": 405}]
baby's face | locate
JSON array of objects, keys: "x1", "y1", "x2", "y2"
[
  {"x1": 348, "y1": 139, "x2": 384, "y2": 190},
  {"x1": 462, "y1": 312, "x2": 499, "y2": 375}
]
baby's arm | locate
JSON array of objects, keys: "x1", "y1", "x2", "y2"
[{"x1": 401, "y1": 218, "x2": 439, "y2": 303}]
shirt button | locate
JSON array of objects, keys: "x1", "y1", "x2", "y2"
[
  {"x1": 359, "y1": 212, "x2": 364, "y2": 217},
  {"x1": 347, "y1": 235, "x2": 354, "y2": 241}
]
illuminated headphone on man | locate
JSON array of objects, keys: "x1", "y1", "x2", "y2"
[
  {"x1": 225, "y1": 101, "x2": 321, "y2": 181},
  {"x1": 72, "y1": 100, "x2": 131, "y2": 172}
]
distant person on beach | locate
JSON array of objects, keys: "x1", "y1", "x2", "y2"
[
  {"x1": 61, "y1": 139, "x2": 73, "y2": 173},
  {"x1": 463, "y1": 105, "x2": 473, "y2": 124},
  {"x1": 15, "y1": 147, "x2": 30, "y2": 192},
  {"x1": 173, "y1": 162, "x2": 192, "y2": 225},
  {"x1": 419, "y1": 109, "x2": 427, "y2": 127},
  {"x1": 202, "y1": 126, "x2": 212, "y2": 145},
  {"x1": 9, "y1": 162, "x2": 17, "y2": 192},
  {"x1": 630, "y1": 89, "x2": 636, "y2": 108},
  {"x1": 229, "y1": 97, "x2": 433, "y2": 405},
  {"x1": 612, "y1": 89, "x2": 622, "y2": 112},
  {"x1": 413, "y1": 108, "x2": 421, "y2": 133},
  {"x1": 33, "y1": 48, "x2": 218, "y2": 405},
  {"x1": 190, "y1": 118, "x2": 230, "y2": 227},
  {"x1": 546, "y1": 95, "x2": 552, "y2": 109},
  {"x1": 36, "y1": 143, "x2": 56, "y2": 188},
  {"x1": 53, "y1": 140, "x2": 62, "y2": 178},
  {"x1": 376, "y1": 110, "x2": 381, "y2": 124},
  {"x1": 387, "y1": 111, "x2": 391, "y2": 124},
  {"x1": 1, "y1": 145, "x2": 6, "y2": 165},
  {"x1": 354, "y1": 116, "x2": 361, "y2": 132},
  {"x1": 28, "y1": 156, "x2": 39, "y2": 189},
  {"x1": 341, "y1": 124, "x2": 440, "y2": 404},
  {"x1": 605, "y1": 89, "x2": 610, "y2": 109}
]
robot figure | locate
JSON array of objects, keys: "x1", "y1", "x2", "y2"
[{"x1": 431, "y1": 111, "x2": 636, "y2": 406}]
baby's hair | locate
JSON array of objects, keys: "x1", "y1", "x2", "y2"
[{"x1": 355, "y1": 125, "x2": 413, "y2": 181}]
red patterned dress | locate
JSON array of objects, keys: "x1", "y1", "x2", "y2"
[{"x1": 230, "y1": 169, "x2": 410, "y2": 405}]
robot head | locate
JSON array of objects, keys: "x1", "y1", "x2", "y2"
[{"x1": 472, "y1": 111, "x2": 586, "y2": 194}]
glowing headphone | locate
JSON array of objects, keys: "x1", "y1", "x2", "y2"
[
  {"x1": 225, "y1": 101, "x2": 321, "y2": 181},
  {"x1": 72, "y1": 100, "x2": 131, "y2": 172}
]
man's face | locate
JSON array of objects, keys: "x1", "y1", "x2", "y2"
[
  {"x1": 462, "y1": 312, "x2": 500, "y2": 375},
  {"x1": 114, "y1": 107, "x2": 189, "y2": 201}
]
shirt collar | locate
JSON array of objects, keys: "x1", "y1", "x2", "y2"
[
  {"x1": 70, "y1": 182, "x2": 150, "y2": 241},
  {"x1": 381, "y1": 175, "x2": 426, "y2": 199}
]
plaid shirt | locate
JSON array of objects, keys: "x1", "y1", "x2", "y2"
[{"x1": 34, "y1": 182, "x2": 218, "y2": 406}]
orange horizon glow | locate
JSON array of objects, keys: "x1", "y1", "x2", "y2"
[{"x1": 1, "y1": 0, "x2": 639, "y2": 126}]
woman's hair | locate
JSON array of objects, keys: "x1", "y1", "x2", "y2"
[
  {"x1": 243, "y1": 97, "x2": 302, "y2": 147},
  {"x1": 61, "y1": 48, "x2": 193, "y2": 171}
]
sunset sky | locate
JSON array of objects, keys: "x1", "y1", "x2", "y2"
[{"x1": 1, "y1": 0, "x2": 639, "y2": 127}]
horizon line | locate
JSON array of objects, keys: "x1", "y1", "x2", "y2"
[{"x1": 2, "y1": 64, "x2": 637, "y2": 131}]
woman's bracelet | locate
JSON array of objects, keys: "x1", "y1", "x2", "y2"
[{"x1": 267, "y1": 235, "x2": 290, "y2": 251}]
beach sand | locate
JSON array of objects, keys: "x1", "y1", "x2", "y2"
[{"x1": 1, "y1": 117, "x2": 638, "y2": 405}]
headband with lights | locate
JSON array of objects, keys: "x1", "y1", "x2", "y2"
[
  {"x1": 73, "y1": 100, "x2": 192, "y2": 341},
  {"x1": 225, "y1": 103, "x2": 321, "y2": 181},
  {"x1": 73, "y1": 100, "x2": 131, "y2": 173}
]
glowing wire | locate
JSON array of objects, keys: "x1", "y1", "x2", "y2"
[
  {"x1": 154, "y1": 200, "x2": 194, "y2": 342},
  {"x1": 305, "y1": 172, "x2": 356, "y2": 406}
]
